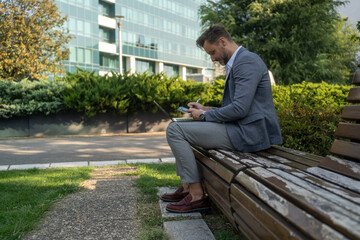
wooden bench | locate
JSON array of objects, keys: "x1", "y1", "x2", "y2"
[{"x1": 192, "y1": 62, "x2": 360, "y2": 240}]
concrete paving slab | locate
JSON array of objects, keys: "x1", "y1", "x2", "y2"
[
  {"x1": 161, "y1": 157, "x2": 176, "y2": 163},
  {"x1": 157, "y1": 187, "x2": 201, "y2": 219},
  {"x1": 89, "y1": 160, "x2": 126, "y2": 167},
  {"x1": 126, "y1": 158, "x2": 160, "y2": 164},
  {"x1": 164, "y1": 219, "x2": 215, "y2": 240},
  {"x1": 0, "y1": 165, "x2": 9, "y2": 171},
  {"x1": 9, "y1": 163, "x2": 50, "y2": 170},
  {"x1": 50, "y1": 161, "x2": 88, "y2": 168}
]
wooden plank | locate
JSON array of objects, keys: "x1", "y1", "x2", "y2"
[
  {"x1": 267, "y1": 168, "x2": 360, "y2": 217},
  {"x1": 347, "y1": 87, "x2": 360, "y2": 103},
  {"x1": 335, "y1": 122, "x2": 360, "y2": 141},
  {"x1": 245, "y1": 167, "x2": 360, "y2": 239},
  {"x1": 234, "y1": 171, "x2": 349, "y2": 240},
  {"x1": 202, "y1": 179, "x2": 234, "y2": 227},
  {"x1": 256, "y1": 151, "x2": 310, "y2": 171},
  {"x1": 206, "y1": 149, "x2": 247, "y2": 173},
  {"x1": 266, "y1": 147, "x2": 321, "y2": 167},
  {"x1": 283, "y1": 168, "x2": 360, "y2": 205},
  {"x1": 353, "y1": 69, "x2": 360, "y2": 85},
  {"x1": 231, "y1": 184, "x2": 305, "y2": 240},
  {"x1": 341, "y1": 105, "x2": 360, "y2": 120},
  {"x1": 197, "y1": 161, "x2": 230, "y2": 201},
  {"x1": 330, "y1": 139, "x2": 360, "y2": 162},
  {"x1": 192, "y1": 147, "x2": 234, "y2": 183},
  {"x1": 271, "y1": 145, "x2": 323, "y2": 162},
  {"x1": 233, "y1": 212, "x2": 260, "y2": 240},
  {"x1": 231, "y1": 195, "x2": 280, "y2": 240},
  {"x1": 219, "y1": 150, "x2": 264, "y2": 168},
  {"x1": 319, "y1": 155, "x2": 360, "y2": 180}
]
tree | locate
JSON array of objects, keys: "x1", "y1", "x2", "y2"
[
  {"x1": 200, "y1": 0, "x2": 360, "y2": 85},
  {"x1": 0, "y1": 0, "x2": 71, "y2": 80}
]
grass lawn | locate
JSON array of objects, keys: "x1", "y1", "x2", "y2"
[
  {"x1": 0, "y1": 164, "x2": 240, "y2": 240},
  {"x1": 124, "y1": 163, "x2": 241, "y2": 240},
  {"x1": 0, "y1": 167, "x2": 93, "y2": 240}
]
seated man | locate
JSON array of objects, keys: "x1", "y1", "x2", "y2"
[{"x1": 161, "y1": 24, "x2": 282, "y2": 213}]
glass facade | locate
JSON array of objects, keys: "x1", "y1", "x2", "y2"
[{"x1": 55, "y1": 0, "x2": 213, "y2": 79}]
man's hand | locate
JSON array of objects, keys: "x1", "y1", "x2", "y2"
[
  {"x1": 188, "y1": 108, "x2": 204, "y2": 121},
  {"x1": 187, "y1": 102, "x2": 204, "y2": 110}
]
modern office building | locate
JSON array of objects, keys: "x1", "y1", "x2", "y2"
[{"x1": 55, "y1": 0, "x2": 214, "y2": 81}]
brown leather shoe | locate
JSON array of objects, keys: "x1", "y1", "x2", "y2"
[
  {"x1": 166, "y1": 194, "x2": 210, "y2": 213},
  {"x1": 160, "y1": 186, "x2": 189, "y2": 202}
]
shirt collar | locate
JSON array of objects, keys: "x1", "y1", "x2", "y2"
[{"x1": 225, "y1": 46, "x2": 242, "y2": 76}]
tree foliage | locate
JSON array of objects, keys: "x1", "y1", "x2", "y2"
[
  {"x1": 200, "y1": 0, "x2": 360, "y2": 85},
  {"x1": 0, "y1": 0, "x2": 71, "y2": 80}
]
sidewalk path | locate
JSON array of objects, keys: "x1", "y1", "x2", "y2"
[
  {"x1": 0, "y1": 132, "x2": 173, "y2": 165},
  {"x1": 23, "y1": 167, "x2": 140, "y2": 240}
]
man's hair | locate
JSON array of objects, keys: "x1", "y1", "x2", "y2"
[{"x1": 196, "y1": 24, "x2": 233, "y2": 49}]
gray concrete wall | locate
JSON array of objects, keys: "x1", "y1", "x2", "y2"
[{"x1": 0, "y1": 111, "x2": 171, "y2": 138}]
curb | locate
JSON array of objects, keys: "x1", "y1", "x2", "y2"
[{"x1": 0, "y1": 157, "x2": 176, "y2": 171}]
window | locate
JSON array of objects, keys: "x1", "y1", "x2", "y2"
[
  {"x1": 100, "y1": 27, "x2": 115, "y2": 43},
  {"x1": 99, "y1": 1, "x2": 114, "y2": 18},
  {"x1": 164, "y1": 64, "x2": 179, "y2": 77},
  {"x1": 100, "y1": 53, "x2": 118, "y2": 68},
  {"x1": 68, "y1": 47, "x2": 92, "y2": 64},
  {"x1": 135, "y1": 59, "x2": 155, "y2": 73}
]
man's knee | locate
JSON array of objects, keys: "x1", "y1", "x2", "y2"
[{"x1": 166, "y1": 122, "x2": 180, "y2": 139}]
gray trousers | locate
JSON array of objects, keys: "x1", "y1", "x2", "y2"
[{"x1": 166, "y1": 121, "x2": 234, "y2": 183}]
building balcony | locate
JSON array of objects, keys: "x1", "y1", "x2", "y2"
[
  {"x1": 101, "y1": 0, "x2": 115, "y2": 3},
  {"x1": 99, "y1": 41, "x2": 117, "y2": 54},
  {"x1": 98, "y1": 15, "x2": 116, "y2": 29}
]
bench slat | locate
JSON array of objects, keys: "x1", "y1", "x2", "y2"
[
  {"x1": 192, "y1": 148, "x2": 234, "y2": 183},
  {"x1": 256, "y1": 151, "x2": 310, "y2": 170},
  {"x1": 341, "y1": 105, "x2": 360, "y2": 120},
  {"x1": 231, "y1": 195, "x2": 280, "y2": 240},
  {"x1": 347, "y1": 87, "x2": 360, "y2": 103},
  {"x1": 233, "y1": 212, "x2": 261, "y2": 240},
  {"x1": 234, "y1": 171, "x2": 349, "y2": 240},
  {"x1": 231, "y1": 184, "x2": 305, "y2": 240},
  {"x1": 202, "y1": 179, "x2": 234, "y2": 226},
  {"x1": 271, "y1": 145, "x2": 323, "y2": 162},
  {"x1": 207, "y1": 149, "x2": 247, "y2": 172},
  {"x1": 265, "y1": 148, "x2": 320, "y2": 167},
  {"x1": 268, "y1": 168, "x2": 360, "y2": 216},
  {"x1": 197, "y1": 161, "x2": 230, "y2": 201},
  {"x1": 283, "y1": 168, "x2": 360, "y2": 205},
  {"x1": 353, "y1": 69, "x2": 360, "y2": 85},
  {"x1": 330, "y1": 139, "x2": 360, "y2": 162},
  {"x1": 336, "y1": 122, "x2": 360, "y2": 141},
  {"x1": 319, "y1": 156, "x2": 360, "y2": 180},
  {"x1": 245, "y1": 167, "x2": 360, "y2": 239}
]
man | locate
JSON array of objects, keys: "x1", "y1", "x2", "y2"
[{"x1": 161, "y1": 24, "x2": 282, "y2": 213}]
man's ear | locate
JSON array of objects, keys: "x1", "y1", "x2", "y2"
[{"x1": 218, "y1": 37, "x2": 227, "y2": 47}]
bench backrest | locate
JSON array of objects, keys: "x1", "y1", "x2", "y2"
[{"x1": 330, "y1": 60, "x2": 360, "y2": 162}]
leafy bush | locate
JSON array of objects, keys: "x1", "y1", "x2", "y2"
[
  {"x1": 0, "y1": 79, "x2": 67, "y2": 118},
  {"x1": 60, "y1": 69, "x2": 221, "y2": 117},
  {"x1": 272, "y1": 82, "x2": 351, "y2": 156}
]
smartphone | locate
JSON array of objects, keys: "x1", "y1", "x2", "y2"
[{"x1": 177, "y1": 106, "x2": 189, "y2": 114}]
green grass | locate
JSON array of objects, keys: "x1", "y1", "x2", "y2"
[
  {"x1": 0, "y1": 167, "x2": 93, "y2": 240},
  {"x1": 124, "y1": 163, "x2": 241, "y2": 240}
]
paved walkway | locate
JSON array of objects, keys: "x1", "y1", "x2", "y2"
[
  {"x1": 24, "y1": 167, "x2": 141, "y2": 240},
  {"x1": 0, "y1": 132, "x2": 173, "y2": 167},
  {"x1": 1, "y1": 133, "x2": 215, "y2": 239}
]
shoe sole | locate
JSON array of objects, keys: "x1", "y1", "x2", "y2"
[
  {"x1": 160, "y1": 197, "x2": 182, "y2": 202},
  {"x1": 165, "y1": 207, "x2": 211, "y2": 214}
]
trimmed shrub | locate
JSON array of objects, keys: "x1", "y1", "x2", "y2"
[
  {"x1": 0, "y1": 79, "x2": 67, "y2": 118},
  {"x1": 272, "y1": 82, "x2": 351, "y2": 156}
]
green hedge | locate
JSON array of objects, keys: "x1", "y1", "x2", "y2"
[
  {"x1": 0, "y1": 70, "x2": 352, "y2": 156},
  {"x1": 0, "y1": 79, "x2": 67, "y2": 118},
  {"x1": 272, "y1": 82, "x2": 351, "y2": 156}
]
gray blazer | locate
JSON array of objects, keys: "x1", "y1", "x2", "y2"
[{"x1": 206, "y1": 47, "x2": 282, "y2": 152}]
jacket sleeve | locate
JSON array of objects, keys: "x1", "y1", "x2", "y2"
[{"x1": 206, "y1": 54, "x2": 263, "y2": 122}]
